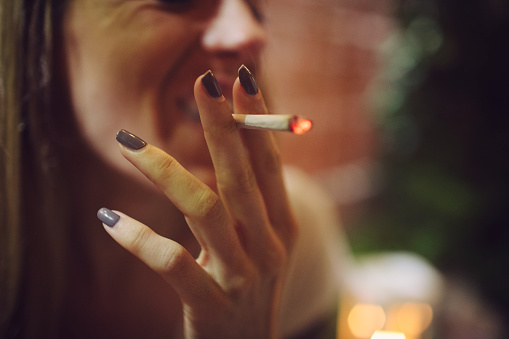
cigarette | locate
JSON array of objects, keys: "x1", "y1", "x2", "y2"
[{"x1": 232, "y1": 114, "x2": 313, "y2": 134}]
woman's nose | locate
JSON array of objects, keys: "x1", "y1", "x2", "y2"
[{"x1": 202, "y1": 0, "x2": 266, "y2": 60}]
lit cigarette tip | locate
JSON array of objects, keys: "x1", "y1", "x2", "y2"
[
  {"x1": 232, "y1": 114, "x2": 313, "y2": 134},
  {"x1": 290, "y1": 116, "x2": 313, "y2": 134}
]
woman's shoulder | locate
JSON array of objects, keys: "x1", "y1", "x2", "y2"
[
  {"x1": 282, "y1": 166, "x2": 347, "y2": 251},
  {"x1": 279, "y1": 167, "x2": 352, "y2": 338},
  {"x1": 283, "y1": 166, "x2": 339, "y2": 225}
]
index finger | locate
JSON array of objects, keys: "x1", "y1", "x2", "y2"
[
  {"x1": 115, "y1": 132, "x2": 244, "y2": 267},
  {"x1": 195, "y1": 71, "x2": 276, "y2": 254}
]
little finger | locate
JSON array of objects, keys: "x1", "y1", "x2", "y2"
[{"x1": 97, "y1": 208, "x2": 224, "y2": 308}]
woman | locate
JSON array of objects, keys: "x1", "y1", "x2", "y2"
[{"x1": 1, "y1": 0, "x2": 343, "y2": 337}]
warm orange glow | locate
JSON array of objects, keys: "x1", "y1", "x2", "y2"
[
  {"x1": 392, "y1": 303, "x2": 433, "y2": 336},
  {"x1": 347, "y1": 304, "x2": 386, "y2": 338},
  {"x1": 371, "y1": 331, "x2": 406, "y2": 339},
  {"x1": 290, "y1": 117, "x2": 313, "y2": 134}
]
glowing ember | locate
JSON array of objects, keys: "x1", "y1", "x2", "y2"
[{"x1": 290, "y1": 117, "x2": 313, "y2": 134}]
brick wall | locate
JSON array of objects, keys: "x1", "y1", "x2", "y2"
[{"x1": 262, "y1": 0, "x2": 395, "y2": 206}]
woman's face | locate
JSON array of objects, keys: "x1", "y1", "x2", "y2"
[{"x1": 63, "y1": 0, "x2": 266, "y2": 184}]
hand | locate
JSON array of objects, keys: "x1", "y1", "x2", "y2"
[{"x1": 98, "y1": 68, "x2": 298, "y2": 338}]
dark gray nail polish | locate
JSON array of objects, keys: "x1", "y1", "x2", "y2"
[
  {"x1": 97, "y1": 207, "x2": 120, "y2": 227},
  {"x1": 238, "y1": 65, "x2": 258, "y2": 95},
  {"x1": 116, "y1": 129, "x2": 147, "y2": 150},
  {"x1": 201, "y1": 70, "x2": 222, "y2": 98}
]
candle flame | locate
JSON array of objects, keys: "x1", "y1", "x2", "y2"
[
  {"x1": 371, "y1": 331, "x2": 406, "y2": 339},
  {"x1": 347, "y1": 304, "x2": 386, "y2": 338}
]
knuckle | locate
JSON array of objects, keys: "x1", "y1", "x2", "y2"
[
  {"x1": 204, "y1": 116, "x2": 238, "y2": 135},
  {"x1": 154, "y1": 154, "x2": 179, "y2": 179},
  {"x1": 159, "y1": 245, "x2": 188, "y2": 275},
  {"x1": 193, "y1": 190, "x2": 221, "y2": 219},
  {"x1": 258, "y1": 238, "x2": 288, "y2": 276},
  {"x1": 219, "y1": 168, "x2": 258, "y2": 196},
  {"x1": 220, "y1": 117, "x2": 239, "y2": 134},
  {"x1": 237, "y1": 169, "x2": 258, "y2": 194},
  {"x1": 130, "y1": 227, "x2": 153, "y2": 255},
  {"x1": 223, "y1": 269, "x2": 257, "y2": 298}
]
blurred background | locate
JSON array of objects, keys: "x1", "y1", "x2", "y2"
[{"x1": 262, "y1": 0, "x2": 509, "y2": 338}]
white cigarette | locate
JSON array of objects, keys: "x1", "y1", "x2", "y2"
[{"x1": 232, "y1": 114, "x2": 313, "y2": 134}]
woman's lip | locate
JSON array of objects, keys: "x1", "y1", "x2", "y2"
[
  {"x1": 175, "y1": 73, "x2": 236, "y2": 123},
  {"x1": 176, "y1": 95, "x2": 233, "y2": 124},
  {"x1": 216, "y1": 77, "x2": 235, "y2": 95},
  {"x1": 212, "y1": 70, "x2": 236, "y2": 93},
  {"x1": 177, "y1": 97, "x2": 201, "y2": 123}
]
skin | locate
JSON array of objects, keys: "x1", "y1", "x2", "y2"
[
  {"x1": 61, "y1": 0, "x2": 298, "y2": 338},
  {"x1": 106, "y1": 77, "x2": 298, "y2": 338},
  {"x1": 63, "y1": 0, "x2": 266, "y2": 187}
]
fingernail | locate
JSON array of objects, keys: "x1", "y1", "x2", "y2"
[
  {"x1": 116, "y1": 129, "x2": 147, "y2": 150},
  {"x1": 238, "y1": 65, "x2": 258, "y2": 95},
  {"x1": 201, "y1": 70, "x2": 222, "y2": 98},
  {"x1": 97, "y1": 207, "x2": 120, "y2": 227}
]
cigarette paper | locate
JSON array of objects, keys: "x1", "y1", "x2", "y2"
[{"x1": 232, "y1": 114, "x2": 313, "y2": 134}]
